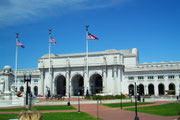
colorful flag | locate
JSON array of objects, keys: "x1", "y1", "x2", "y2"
[
  {"x1": 50, "y1": 37, "x2": 56, "y2": 45},
  {"x1": 88, "y1": 33, "x2": 99, "y2": 40},
  {"x1": 17, "y1": 40, "x2": 25, "y2": 48}
]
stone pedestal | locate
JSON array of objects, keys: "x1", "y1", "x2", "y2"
[{"x1": 3, "y1": 93, "x2": 12, "y2": 100}]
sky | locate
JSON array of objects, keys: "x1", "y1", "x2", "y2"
[{"x1": 0, "y1": 0, "x2": 179, "y2": 70}]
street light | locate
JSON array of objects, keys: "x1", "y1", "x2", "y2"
[
  {"x1": 24, "y1": 72, "x2": 31, "y2": 110},
  {"x1": 78, "y1": 92, "x2": 80, "y2": 113},
  {"x1": 97, "y1": 95, "x2": 99, "y2": 120},
  {"x1": 134, "y1": 82, "x2": 139, "y2": 120},
  {"x1": 67, "y1": 85, "x2": 71, "y2": 106},
  {"x1": 120, "y1": 92, "x2": 123, "y2": 109}
]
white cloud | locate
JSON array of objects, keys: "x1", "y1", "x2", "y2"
[{"x1": 0, "y1": 0, "x2": 127, "y2": 28}]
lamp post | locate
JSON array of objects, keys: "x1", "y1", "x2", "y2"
[
  {"x1": 78, "y1": 92, "x2": 80, "y2": 112},
  {"x1": 134, "y1": 82, "x2": 139, "y2": 120},
  {"x1": 24, "y1": 72, "x2": 31, "y2": 110},
  {"x1": 67, "y1": 85, "x2": 71, "y2": 106},
  {"x1": 120, "y1": 92, "x2": 123, "y2": 109},
  {"x1": 97, "y1": 95, "x2": 99, "y2": 120}
]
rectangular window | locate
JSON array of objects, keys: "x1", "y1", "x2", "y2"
[
  {"x1": 20, "y1": 80, "x2": 24, "y2": 83},
  {"x1": 168, "y1": 75, "x2": 174, "y2": 79},
  {"x1": 138, "y1": 76, "x2": 144, "y2": 80},
  {"x1": 128, "y1": 77, "x2": 134, "y2": 80},
  {"x1": 148, "y1": 76, "x2": 154, "y2": 80},
  {"x1": 34, "y1": 79, "x2": 38, "y2": 82},
  {"x1": 158, "y1": 75, "x2": 164, "y2": 79}
]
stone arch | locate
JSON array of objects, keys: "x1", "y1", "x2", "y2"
[
  {"x1": 34, "y1": 86, "x2": 38, "y2": 96},
  {"x1": 158, "y1": 83, "x2": 165, "y2": 95},
  {"x1": 89, "y1": 72, "x2": 102, "y2": 78},
  {"x1": 89, "y1": 73, "x2": 103, "y2": 95},
  {"x1": 169, "y1": 83, "x2": 175, "y2": 95},
  {"x1": 139, "y1": 84, "x2": 144, "y2": 95},
  {"x1": 55, "y1": 75, "x2": 66, "y2": 96},
  {"x1": 128, "y1": 84, "x2": 134, "y2": 95},
  {"x1": 20, "y1": 86, "x2": 24, "y2": 92},
  {"x1": 71, "y1": 74, "x2": 84, "y2": 96},
  {"x1": 148, "y1": 84, "x2": 154, "y2": 95}
]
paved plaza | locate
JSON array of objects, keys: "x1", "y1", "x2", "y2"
[{"x1": 0, "y1": 98, "x2": 179, "y2": 120}]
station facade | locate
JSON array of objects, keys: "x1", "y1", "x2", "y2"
[{"x1": 1, "y1": 48, "x2": 180, "y2": 97}]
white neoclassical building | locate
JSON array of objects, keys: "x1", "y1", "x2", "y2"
[{"x1": 1, "y1": 48, "x2": 180, "y2": 97}]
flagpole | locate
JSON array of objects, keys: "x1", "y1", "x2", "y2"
[
  {"x1": 15, "y1": 33, "x2": 18, "y2": 92},
  {"x1": 86, "y1": 25, "x2": 89, "y2": 77},
  {"x1": 49, "y1": 29, "x2": 52, "y2": 95}
]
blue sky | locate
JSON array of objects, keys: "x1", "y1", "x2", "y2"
[{"x1": 0, "y1": 0, "x2": 179, "y2": 70}]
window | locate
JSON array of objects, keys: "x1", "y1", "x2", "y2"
[
  {"x1": 138, "y1": 76, "x2": 144, "y2": 80},
  {"x1": 148, "y1": 76, "x2": 154, "y2": 80},
  {"x1": 168, "y1": 75, "x2": 174, "y2": 79},
  {"x1": 34, "y1": 79, "x2": 38, "y2": 83},
  {"x1": 158, "y1": 75, "x2": 164, "y2": 79},
  {"x1": 128, "y1": 77, "x2": 134, "y2": 80},
  {"x1": 20, "y1": 80, "x2": 24, "y2": 83}
]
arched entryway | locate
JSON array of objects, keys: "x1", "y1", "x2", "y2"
[
  {"x1": 139, "y1": 84, "x2": 144, "y2": 95},
  {"x1": 90, "y1": 74, "x2": 103, "y2": 95},
  {"x1": 148, "y1": 84, "x2": 154, "y2": 95},
  {"x1": 55, "y1": 75, "x2": 66, "y2": 96},
  {"x1": 158, "y1": 83, "x2": 165, "y2": 95},
  {"x1": 20, "y1": 86, "x2": 24, "y2": 92},
  {"x1": 34, "y1": 86, "x2": 38, "y2": 96},
  {"x1": 72, "y1": 74, "x2": 84, "y2": 96},
  {"x1": 128, "y1": 84, "x2": 134, "y2": 95},
  {"x1": 169, "y1": 83, "x2": 175, "y2": 95}
]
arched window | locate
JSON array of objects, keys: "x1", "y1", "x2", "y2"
[
  {"x1": 169, "y1": 83, "x2": 175, "y2": 95},
  {"x1": 148, "y1": 84, "x2": 154, "y2": 95},
  {"x1": 158, "y1": 84, "x2": 165, "y2": 95},
  {"x1": 34, "y1": 86, "x2": 38, "y2": 96}
]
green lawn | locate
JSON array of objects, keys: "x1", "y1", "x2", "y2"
[
  {"x1": 0, "y1": 112, "x2": 101, "y2": 120},
  {"x1": 103, "y1": 102, "x2": 154, "y2": 108},
  {"x1": 125, "y1": 102, "x2": 180, "y2": 116},
  {"x1": 0, "y1": 105, "x2": 76, "y2": 112}
]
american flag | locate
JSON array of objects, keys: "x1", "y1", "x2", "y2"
[
  {"x1": 17, "y1": 40, "x2": 25, "y2": 48},
  {"x1": 88, "y1": 33, "x2": 99, "y2": 40},
  {"x1": 50, "y1": 37, "x2": 56, "y2": 45}
]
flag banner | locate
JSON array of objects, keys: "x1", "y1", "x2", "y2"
[
  {"x1": 88, "y1": 33, "x2": 99, "y2": 40},
  {"x1": 50, "y1": 37, "x2": 56, "y2": 45},
  {"x1": 17, "y1": 40, "x2": 25, "y2": 48}
]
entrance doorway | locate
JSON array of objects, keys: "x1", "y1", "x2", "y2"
[{"x1": 55, "y1": 75, "x2": 66, "y2": 96}]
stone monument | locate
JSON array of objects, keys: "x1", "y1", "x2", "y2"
[{"x1": 0, "y1": 65, "x2": 14, "y2": 100}]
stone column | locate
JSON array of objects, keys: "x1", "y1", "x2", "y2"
[
  {"x1": 66, "y1": 71, "x2": 70, "y2": 97},
  {"x1": 103, "y1": 68, "x2": 107, "y2": 91},
  {"x1": 154, "y1": 76, "x2": 159, "y2": 96},
  {"x1": 40, "y1": 70, "x2": 44, "y2": 96},
  {"x1": 83, "y1": 58, "x2": 89, "y2": 96},
  {"x1": 103, "y1": 56, "x2": 107, "y2": 91},
  {"x1": 113, "y1": 66, "x2": 117, "y2": 95},
  {"x1": 113, "y1": 56, "x2": 117, "y2": 95},
  {"x1": 175, "y1": 74, "x2": 179, "y2": 96}
]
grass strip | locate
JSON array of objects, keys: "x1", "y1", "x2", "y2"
[
  {"x1": 0, "y1": 112, "x2": 101, "y2": 120},
  {"x1": 125, "y1": 102, "x2": 180, "y2": 116},
  {"x1": 0, "y1": 105, "x2": 76, "y2": 112},
  {"x1": 103, "y1": 102, "x2": 154, "y2": 108}
]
